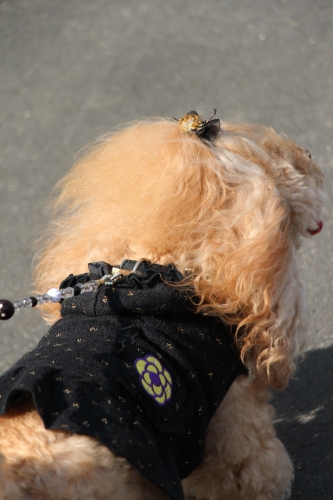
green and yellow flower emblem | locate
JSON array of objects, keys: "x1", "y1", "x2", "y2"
[{"x1": 134, "y1": 355, "x2": 172, "y2": 406}]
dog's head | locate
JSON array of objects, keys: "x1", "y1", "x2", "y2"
[
  {"x1": 225, "y1": 123, "x2": 324, "y2": 243},
  {"x1": 35, "y1": 117, "x2": 325, "y2": 389}
]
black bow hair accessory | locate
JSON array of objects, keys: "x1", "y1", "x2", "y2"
[{"x1": 176, "y1": 109, "x2": 220, "y2": 141}]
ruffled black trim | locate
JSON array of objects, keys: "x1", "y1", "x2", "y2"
[{"x1": 60, "y1": 260, "x2": 184, "y2": 290}]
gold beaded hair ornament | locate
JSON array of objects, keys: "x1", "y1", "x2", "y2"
[{"x1": 176, "y1": 109, "x2": 220, "y2": 141}]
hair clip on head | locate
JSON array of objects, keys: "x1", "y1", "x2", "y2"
[{"x1": 177, "y1": 109, "x2": 220, "y2": 141}]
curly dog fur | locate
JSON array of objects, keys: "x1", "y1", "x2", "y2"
[{"x1": 0, "y1": 116, "x2": 325, "y2": 499}]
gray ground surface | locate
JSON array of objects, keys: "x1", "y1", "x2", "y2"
[{"x1": 0, "y1": 0, "x2": 332, "y2": 497}]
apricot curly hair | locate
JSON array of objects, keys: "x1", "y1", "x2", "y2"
[{"x1": 34, "y1": 119, "x2": 324, "y2": 390}]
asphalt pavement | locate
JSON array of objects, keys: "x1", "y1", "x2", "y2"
[{"x1": 0, "y1": 0, "x2": 332, "y2": 498}]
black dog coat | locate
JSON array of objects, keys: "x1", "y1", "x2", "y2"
[{"x1": 0, "y1": 261, "x2": 246, "y2": 500}]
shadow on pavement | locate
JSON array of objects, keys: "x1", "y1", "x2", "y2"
[{"x1": 272, "y1": 345, "x2": 333, "y2": 500}]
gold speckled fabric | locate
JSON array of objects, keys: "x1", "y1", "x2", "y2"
[{"x1": 0, "y1": 261, "x2": 245, "y2": 500}]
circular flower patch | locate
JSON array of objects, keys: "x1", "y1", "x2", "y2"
[{"x1": 134, "y1": 355, "x2": 172, "y2": 406}]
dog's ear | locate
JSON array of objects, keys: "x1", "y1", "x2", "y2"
[
  {"x1": 213, "y1": 122, "x2": 326, "y2": 389},
  {"x1": 182, "y1": 125, "x2": 311, "y2": 390},
  {"x1": 240, "y1": 249, "x2": 306, "y2": 390}
]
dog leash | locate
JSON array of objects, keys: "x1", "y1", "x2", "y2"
[{"x1": 0, "y1": 259, "x2": 148, "y2": 320}]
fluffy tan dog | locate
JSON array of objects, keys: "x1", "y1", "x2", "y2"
[{"x1": 0, "y1": 113, "x2": 325, "y2": 500}]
